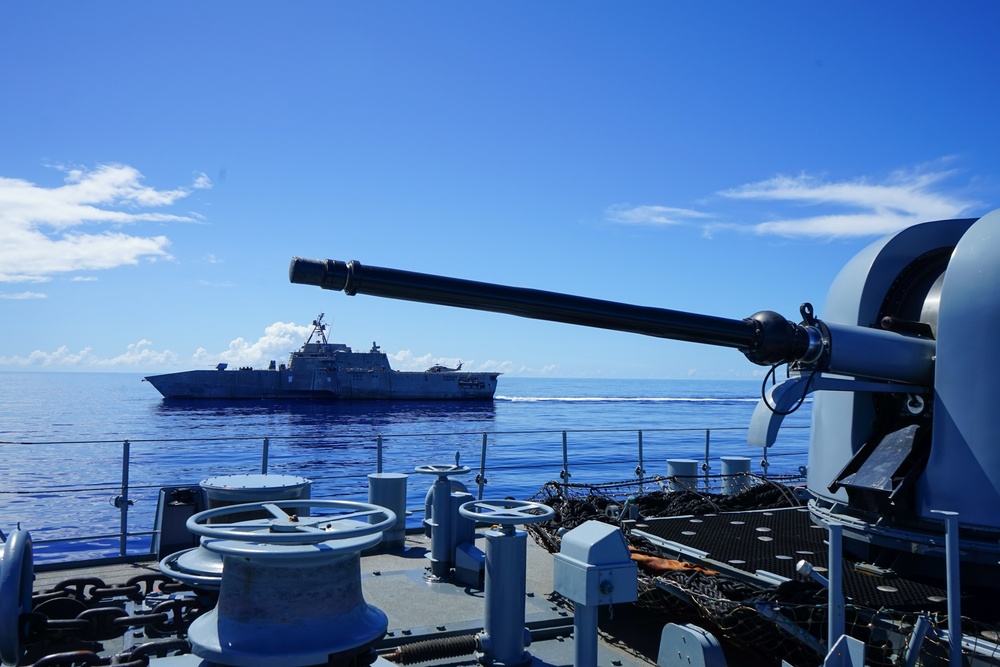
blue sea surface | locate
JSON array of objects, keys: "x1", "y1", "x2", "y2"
[{"x1": 0, "y1": 372, "x2": 810, "y2": 563}]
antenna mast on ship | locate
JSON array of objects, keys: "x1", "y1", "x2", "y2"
[{"x1": 305, "y1": 313, "x2": 330, "y2": 349}]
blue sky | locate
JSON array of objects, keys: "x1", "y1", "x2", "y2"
[{"x1": 2, "y1": 3, "x2": 999, "y2": 379}]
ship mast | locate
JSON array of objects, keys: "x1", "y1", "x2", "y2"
[{"x1": 305, "y1": 313, "x2": 330, "y2": 349}]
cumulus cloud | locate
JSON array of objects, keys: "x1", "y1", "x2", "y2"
[
  {"x1": 0, "y1": 320, "x2": 524, "y2": 373},
  {"x1": 0, "y1": 164, "x2": 208, "y2": 283},
  {"x1": 606, "y1": 163, "x2": 977, "y2": 239},
  {"x1": 387, "y1": 349, "x2": 520, "y2": 373},
  {"x1": 1, "y1": 322, "x2": 304, "y2": 371},
  {"x1": 192, "y1": 321, "x2": 313, "y2": 367},
  {"x1": 389, "y1": 350, "x2": 466, "y2": 372},
  {"x1": 0, "y1": 340, "x2": 177, "y2": 368}
]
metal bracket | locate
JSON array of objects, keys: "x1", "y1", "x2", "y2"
[{"x1": 748, "y1": 373, "x2": 925, "y2": 448}]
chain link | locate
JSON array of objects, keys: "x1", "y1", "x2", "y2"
[{"x1": 21, "y1": 573, "x2": 210, "y2": 666}]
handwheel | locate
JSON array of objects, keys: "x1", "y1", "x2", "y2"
[
  {"x1": 186, "y1": 499, "x2": 395, "y2": 545},
  {"x1": 0, "y1": 528, "x2": 33, "y2": 667},
  {"x1": 459, "y1": 499, "x2": 555, "y2": 525},
  {"x1": 414, "y1": 464, "x2": 471, "y2": 476}
]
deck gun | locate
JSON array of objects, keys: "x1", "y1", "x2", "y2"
[{"x1": 291, "y1": 208, "x2": 1000, "y2": 577}]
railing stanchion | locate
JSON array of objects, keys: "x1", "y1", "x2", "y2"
[
  {"x1": 119, "y1": 439, "x2": 130, "y2": 557},
  {"x1": 15, "y1": 425, "x2": 809, "y2": 556},
  {"x1": 477, "y1": 432, "x2": 489, "y2": 500},
  {"x1": 636, "y1": 430, "x2": 645, "y2": 494},
  {"x1": 560, "y1": 431, "x2": 571, "y2": 493},
  {"x1": 703, "y1": 429, "x2": 711, "y2": 492}
]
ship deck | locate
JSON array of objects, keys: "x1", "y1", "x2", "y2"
[{"x1": 28, "y1": 530, "x2": 663, "y2": 667}]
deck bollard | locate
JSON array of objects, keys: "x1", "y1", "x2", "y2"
[
  {"x1": 368, "y1": 472, "x2": 409, "y2": 550},
  {"x1": 721, "y1": 456, "x2": 751, "y2": 495},
  {"x1": 666, "y1": 459, "x2": 699, "y2": 492}
]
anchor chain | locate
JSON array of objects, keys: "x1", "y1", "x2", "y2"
[
  {"x1": 19, "y1": 572, "x2": 210, "y2": 665},
  {"x1": 19, "y1": 638, "x2": 191, "y2": 667},
  {"x1": 22, "y1": 596, "x2": 207, "y2": 642},
  {"x1": 32, "y1": 574, "x2": 189, "y2": 607}
]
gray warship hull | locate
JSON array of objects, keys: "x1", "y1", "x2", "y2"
[
  {"x1": 143, "y1": 314, "x2": 500, "y2": 400},
  {"x1": 144, "y1": 367, "x2": 498, "y2": 400}
]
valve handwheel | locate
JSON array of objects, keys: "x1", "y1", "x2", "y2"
[
  {"x1": 459, "y1": 499, "x2": 554, "y2": 525},
  {"x1": 0, "y1": 528, "x2": 33, "y2": 667},
  {"x1": 186, "y1": 499, "x2": 395, "y2": 545},
  {"x1": 414, "y1": 464, "x2": 471, "y2": 476}
]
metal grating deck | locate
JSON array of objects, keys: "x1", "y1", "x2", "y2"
[{"x1": 634, "y1": 506, "x2": 949, "y2": 610}]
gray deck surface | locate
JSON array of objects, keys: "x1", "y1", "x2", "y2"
[{"x1": 31, "y1": 531, "x2": 659, "y2": 667}]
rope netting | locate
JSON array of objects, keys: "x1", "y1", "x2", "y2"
[{"x1": 526, "y1": 475, "x2": 1000, "y2": 667}]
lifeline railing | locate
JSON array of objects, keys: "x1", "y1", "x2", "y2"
[{"x1": 1, "y1": 425, "x2": 807, "y2": 562}]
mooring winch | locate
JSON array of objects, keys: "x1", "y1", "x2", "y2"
[
  {"x1": 289, "y1": 208, "x2": 1000, "y2": 583},
  {"x1": 182, "y1": 499, "x2": 395, "y2": 667},
  {"x1": 158, "y1": 473, "x2": 314, "y2": 590}
]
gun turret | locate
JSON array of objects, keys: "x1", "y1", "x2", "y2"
[
  {"x1": 288, "y1": 257, "x2": 934, "y2": 386},
  {"x1": 291, "y1": 209, "x2": 1000, "y2": 580}
]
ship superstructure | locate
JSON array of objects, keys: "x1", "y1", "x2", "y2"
[{"x1": 144, "y1": 314, "x2": 499, "y2": 400}]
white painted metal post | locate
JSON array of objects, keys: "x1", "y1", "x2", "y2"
[
  {"x1": 827, "y1": 522, "x2": 845, "y2": 648},
  {"x1": 931, "y1": 509, "x2": 962, "y2": 667}
]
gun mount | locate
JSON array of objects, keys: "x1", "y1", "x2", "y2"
[
  {"x1": 290, "y1": 208, "x2": 1000, "y2": 579},
  {"x1": 289, "y1": 257, "x2": 935, "y2": 387}
]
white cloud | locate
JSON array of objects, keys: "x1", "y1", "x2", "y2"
[
  {"x1": 0, "y1": 321, "x2": 529, "y2": 374},
  {"x1": 607, "y1": 163, "x2": 978, "y2": 239},
  {"x1": 0, "y1": 291, "x2": 47, "y2": 300},
  {"x1": 718, "y1": 168, "x2": 974, "y2": 238},
  {"x1": 0, "y1": 322, "x2": 307, "y2": 370},
  {"x1": 387, "y1": 349, "x2": 518, "y2": 373},
  {"x1": 606, "y1": 204, "x2": 712, "y2": 226},
  {"x1": 0, "y1": 339, "x2": 177, "y2": 367},
  {"x1": 389, "y1": 350, "x2": 465, "y2": 372},
  {"x1": 192, "y1": 321, "x2": 313, "y2": 367},
  {"x1": 0, "y1": 164, "x2": 207, "y2": 282}
]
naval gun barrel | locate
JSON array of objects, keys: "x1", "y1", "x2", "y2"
[{"x1": 289, "y1": 257, "x2": 936, "y2": 385}]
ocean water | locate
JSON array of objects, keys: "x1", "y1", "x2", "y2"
[{"x1": 0, "y1": 372, "x2": 811, "y2": 563}]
